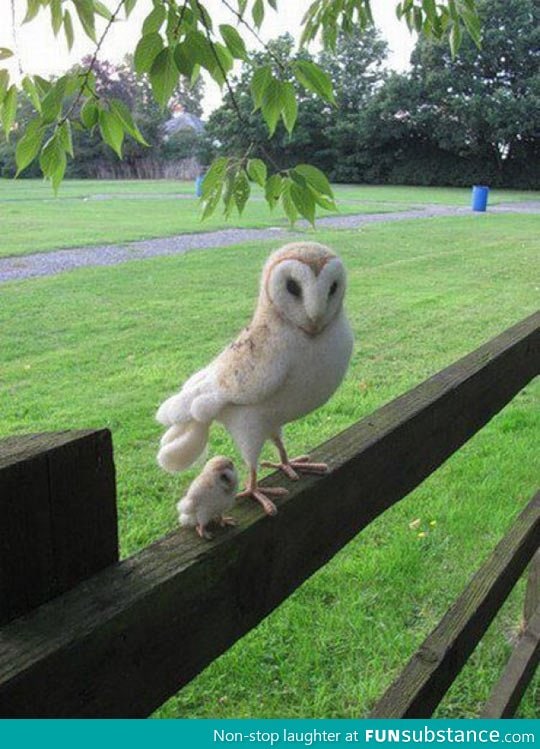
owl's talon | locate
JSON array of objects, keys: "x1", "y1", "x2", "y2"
[
  {"x1": 261, "y1": 486, "x2": 289, "y2": 496},
  {"x1": 237, "y1": 488, "x2": 278, "y2": 516},
  {"x1": 267, "y1": 454, "x2": 329, "y2": 478},
  {"x1": 262, "y1": 460, "x2": 300, "y2": 481}
]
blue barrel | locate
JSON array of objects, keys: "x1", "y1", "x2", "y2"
[
  {"x1": 195, "y1": 175, "x2": 204, "y2": 197},
  {"x1": 472, "y1": 185, "x2": 489, "y2": 212}
]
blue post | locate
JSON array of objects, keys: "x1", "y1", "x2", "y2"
[
  {"x1": 195, "y1": 175, "x2": 204, "y2": 198},
  {"x1": 472, "y1": 185, "x2": 489, "y2": 212}
]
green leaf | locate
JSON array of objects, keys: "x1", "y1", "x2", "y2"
[
  {"x1": 73, "y1": 0, "x2": 96, "y2": 41},
  {"x1": 293, "y1": 60, "x2": 335, "y2": 104},
  {"x1": 39, "y1": 132, "x2": 66, "y2": 193},
  {"x1": 0, "y1": 70, "x2": 9, "y2": 100},
  {"x1": 99, "y1": 108, "x2": 124, "y2": 158},
  {"x1": 23, "y1": 0, "x2": 41, "y2": 24},
  {"x1": 34, "y1": 76, "x2": 51, "y2": 96},
  {"x1": 22, "y1": 76, "x2": 42, "y2": 112},
  {"x1": 251, "y1": 65, "x2": 272, "y2": 110},
  {"x1": 422, "y1": 0, "x2": 437, "y2": 24},
  {"x1": 252, "y1": 0, "x2": 264, "y2": 29},
  {"x1": 63, "y1": 10, "x2": 74, "y2": 50},
  {"x1": 58, "y1": 120, "x2": 74, "y2": 157},
  {"x1": 219, "y1": 24, "x2": 247, "y2": 60},
  {"x1": 222, "y1": 169, "x2": 236, "y2": 218},
  {"x1": 207, "y1": 43, "x2": 234, "y2": 87},
  {"x1": 261, "y1": 77, "x2": 284, "y2": 136},
  {"x1": 174, "y1": 43, "x2": 196, "y2": 78},
  {"x1": 93, "y1": 1, "x2": 113, "y2": 20},
  {"x1": 41, "y1": 78, "x2": 67, "y2": 124},
  {"x1": 294, "y1": 164, "x2": 333, "y2": 198},
  {"x1": 15, "y1": 118, "x2": 44, "y2": 175},
  {"x1": 461, "y1": 8, "x2": 482, "y2": 47},
  {"x1": 2, "y1": 85, "x2": 17, "y2": 140},
  {"x1": 281, "y1": 81, "x2": 298, "y2": 134},
  {"x1": 290, "y1": 181, "x2": 316, "y2": 225},
  {"x1": 143, "y1": 3, "x2": 166, "y2": 34},
  {"x1": 265, "y1": 173, "x2": 282, "y2": 210},
  {"x1": 233, "y1": 170, "x2": 250, "y2": 215},
  {"x1": 247, "y1": 158, "x2": 267, "y2": 187},
  {"x1": 0, "y1": 48, "x2": 13, "y2": 61},
  {"x1": 312, "y1": 189, "x2": 338, "y2": 212},
  {"x1": 183, "y1": 30, "x2": 215, "y2": 70},
  {"x1": 80, "y1": 98, "x2": 99, "y2": 128},
  {"x1": 110, "y1": 99, "x2": 149, "y2": 145},
  {"x1": 125, "y1": 0, "x2": 137, "y2": 17},
  {"x1": 134, "y1": 32, "x2": 164, "y2": 74},
  {"x1": 450, "y1": 20, "x2": 462, "y2": 57},
  {"x1": 201, "y1": 185, "x2": 223, "y2": 220},
  {"x1": 150, "y1": 47, "x2": 180, "y2": 108},
  {"x1": 50, "y1": 0, "x2": 63, "y2": 34},
  {"x1": 281, "y1": 179, "x2": 298, "y2": 226},
  {"x1": 201, "y1": 156, "x2": 228, "y2": 200}
]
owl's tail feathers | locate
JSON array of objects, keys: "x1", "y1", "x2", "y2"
[
  {"x1": 156, "y1": 391, "x2": 192, "y2": 426},
  {"x1": 157, "y1": 420, "x2": 210, "y2": 473},
  {"x1": 177, "y1": 496, "x2": 197, "y2": 527}
]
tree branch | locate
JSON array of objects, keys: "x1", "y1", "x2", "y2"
[
  {"x1": 195, "y1": 0, "x2": 247, "y2": 125},
  {"x1": 60, "y1": 0, "x2": 126, "y2": 124}
]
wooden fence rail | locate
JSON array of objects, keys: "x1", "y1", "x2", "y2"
[{"x1": 0, "y1": 311, "x2": 538, "y2": 717}]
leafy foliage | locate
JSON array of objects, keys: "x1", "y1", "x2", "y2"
[{"x1": 0, "y1": 0, "x2": 484, "y2": 215}]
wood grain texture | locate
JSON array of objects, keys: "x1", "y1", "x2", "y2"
[
  {"x1": 370, "y1": 493, "x2": 540, "y2": 718},
  {"x1": 481, "y1": 606, "x2": 540, "y2": 718},
  {"x1": 0, "y1": 312, "x2": 538, "y2": 717},
  {"x1": 0, "y1": 430, "x2": 118, "y2": 625}
]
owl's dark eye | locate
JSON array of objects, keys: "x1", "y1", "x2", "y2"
[
  {"x1": 286, "y1": 278, "x2": 302, "y2": 298},
  {"x1": 329, "y1": 281, "x2": 339, "y2": 296},
  {"x1": 220, "y1": 472, "x2": 231, "y2": 485}
]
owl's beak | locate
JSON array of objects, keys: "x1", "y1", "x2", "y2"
[{"x1": 304, "y1": 316, "x2": 323, "y2": 336}]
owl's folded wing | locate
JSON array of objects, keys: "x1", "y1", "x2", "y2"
[
  {"x1": 212, "y1": 322, "x2": 290, "y2": 406},
  {"x1": 157, "y1": 323, "x2": 289, "y2": 426}
]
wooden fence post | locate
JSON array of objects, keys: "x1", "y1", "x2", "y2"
[{"x1": 0, "y1": 429, "x2": 118, "y2": 626}]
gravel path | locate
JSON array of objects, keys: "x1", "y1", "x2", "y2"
[{"x1": 1, "y1": 201, "x2": 538, "y2": 284}]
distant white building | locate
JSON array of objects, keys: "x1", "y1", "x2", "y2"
[{"x1": 162, "y1": 104, "x2": 205, "y2": 139}]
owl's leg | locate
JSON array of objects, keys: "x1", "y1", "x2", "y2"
[
  {"x1": 262, "y1": 436, "x2": 329, "y2": 479},
  {"x1": 237, "y1": 468, "x2": 287, "y2": 516},
  {"x1": 196, "y1": 524, "x2": 213, "y2": 540}
]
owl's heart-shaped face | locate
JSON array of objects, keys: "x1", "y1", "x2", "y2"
[{"x1": 266, "y1": 256, "x2": 347, "y2": 336}]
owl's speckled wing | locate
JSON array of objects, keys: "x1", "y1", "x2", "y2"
[
  {"x1": 156, "y1": 320, "x2": 290, "y2": 427},
  {"x1": 212, "y1": 320, "x2": 289, "y2": 405}
]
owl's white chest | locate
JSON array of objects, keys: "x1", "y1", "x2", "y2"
[
  {"x1": 219, "y1": 312, "x2": 353, "y2": 463},
  {"x1": 266, "y1": 311, "x2": 353, "y2": 425}
]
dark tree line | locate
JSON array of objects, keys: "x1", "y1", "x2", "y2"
[{"x1": 203, "y1": 0, "x2": 539, "y2": 188}]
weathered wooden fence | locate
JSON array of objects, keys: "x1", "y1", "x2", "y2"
[{"x1": 0, "y1": 312, "x2": 538, "y2": 718}]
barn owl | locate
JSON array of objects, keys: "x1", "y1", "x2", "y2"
[
  {"x1": 157, "y1": 241, "x2": 353, "y2": 516},
  {"x1": 177, "y1": 456, "x2": 238, "y2": 540}
]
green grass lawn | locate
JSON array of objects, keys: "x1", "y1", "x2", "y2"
[
  {"x1": 1, "y1": 212, "x2": 538, "y2": 717},
  {"x1": 0, "y1": 179, "x2": 538, "y2": 259}
]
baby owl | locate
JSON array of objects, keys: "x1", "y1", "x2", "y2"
[
  {"x1": 177, "y1": 456, "x2": 238, "y2": 540},
  {"x1": 157, "y1": 241, "x2": 354, "y2": 515}
]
